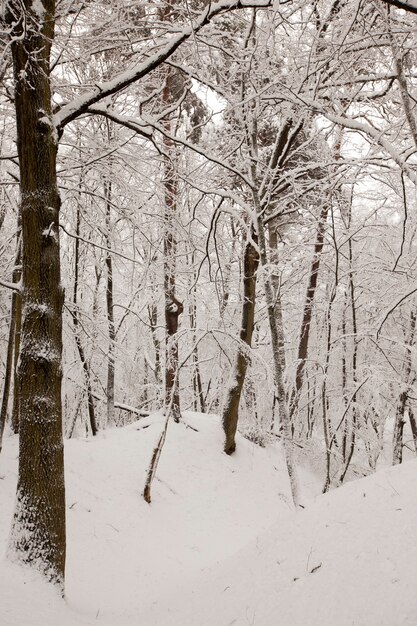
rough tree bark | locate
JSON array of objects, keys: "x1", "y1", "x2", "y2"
[
  {"x1": 5, "y1": 0, "x2": 66, "y2": 588},
  {"x1": 222, "y1": 226, "x2": 259, "y2": 454}
]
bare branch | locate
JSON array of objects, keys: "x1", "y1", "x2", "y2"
[{"x1": 379, "y1": 0, "x2": 417, "y2": 15}]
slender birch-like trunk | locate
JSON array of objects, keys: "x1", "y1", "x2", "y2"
[
  {"x1": 252, "y1": 188, "x2": 299, "y2": 507},
  {"x1": 290, "y1": 205, "x2": 329, "y2": 422},
  {"x1": 71, "y1": 203, "x2": 98, "y2": 436}
]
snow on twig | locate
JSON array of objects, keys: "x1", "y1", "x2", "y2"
[
  {"x1": 0, "y1": 278, "x2": 21, "y2": 292},
  {"x1": 54, "y1": 0, "x2": 278, "y2": 131}
]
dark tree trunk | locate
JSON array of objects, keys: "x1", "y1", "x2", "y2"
[
  {"x1": 11, "y1": 268, "x2": 22, "y2": 434},
  {"x1": 393, "y1": 310, "x2": 416, "y2": 464},
  {"x1": 71, "y1": 203, "x2": 98, "y2": 436},
  {"x1": 392, "y1": 391, "x2": 406, "y2": 465},
  {"x1": 6, "y1": 1, "x2": 66, "y2": 588},
  {"x1": 290, "y1": 205, "x2": 328, "y2": 420},
  {"x1": 0, "y1": 225, "x2": 21, "y2": 450},
  {"x1": 165, "y1": 294, "x2": 184, "y2": 422},
  {"x1": 105, "y1": 179, "x2": 115, "y2": 427},
  {"x1": 222, "y1": 227, "x2": 259, "y2": 454},
  {"x1": 189, "y1": 298, "x2": 205, "y2": 413},
  {"x1": 11, "y1": 225, "x2": 22, "y2": 435},
  {"x1": 321, "y1": 294, "x2": 335, "y2": 493},
  {"x1": 148, "y1": 303, "x2": 162, "y2": 388},
  {"x1": 339, "y1": 237, "x2": 359, "y2": 484},
  {"x1": 162, "y1": 71, "x2": 184, "y2": 423},
  {"x1": 408, "y1": 407, "x2": 417, "y2": 454},
  {"x1": 341, "y1": 298, "x2": 348, "y2": 461},
  {"x1": 188, "y1": 254, "x2": 205, "y2": 413},
  {"x1": 268, "y1": 223, "x2": 287, "y2": 433},
  {"x1": 0, "y1": 289, "x2": 17, "y2": 452}
]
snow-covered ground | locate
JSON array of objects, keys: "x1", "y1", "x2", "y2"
[{"x1": 0, "y1": 412, "x2": 416, "y2": 625}]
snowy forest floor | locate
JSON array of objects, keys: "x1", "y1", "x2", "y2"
[{"x1": 0, "y1": 412, "x2": 416, "y2": 626}]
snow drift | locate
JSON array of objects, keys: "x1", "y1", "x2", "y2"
[{"x1": 0, "y1": 412, "x2": 416, "y2": 625}]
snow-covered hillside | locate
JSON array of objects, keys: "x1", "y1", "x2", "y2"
[{"x1": 0, "y1": 413, "x2": 416, "y2": 625}]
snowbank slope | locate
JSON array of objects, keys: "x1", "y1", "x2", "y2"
[{"x1": 0, "y1": 412, "x2": 415, "y2": 625}]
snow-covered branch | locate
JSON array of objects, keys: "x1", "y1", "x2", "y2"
[
  {"x1": 273, "y1": 88, "x2": 417, "y2": 186},
  {"x1": 54, "y1": 0, "x2": 278, "y2": 131},
  {"x1": 0, "y1": 278, "x2": 21, "y2": 292},
  {"x1": 379, "y1": 0, "x2": 417, "y2": 14},
  {"x1": 86, "y1": 105, "x2": 153, "y2": 140}
]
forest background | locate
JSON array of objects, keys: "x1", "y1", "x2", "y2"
[{"x1": 0, "y1": 0, "x2": 417, "y2": 593}]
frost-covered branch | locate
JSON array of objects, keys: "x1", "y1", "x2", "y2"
[
  {"x1": 141, "y1": 113, "x2": 252, "y2": 187},
  {"x1": 54, "y1": 0, "x2": 279, "y2": 131},
  {"x1": 274, "y1": 88, "x2": 417, "y2": 186}
]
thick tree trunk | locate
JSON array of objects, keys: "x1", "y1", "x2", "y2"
[
  {"x1": 6, "y1": 1, "x2": 66, "y2": 588},
  {"x1": 222, "y1": 228, "x2": 259, "y2": 454}
]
